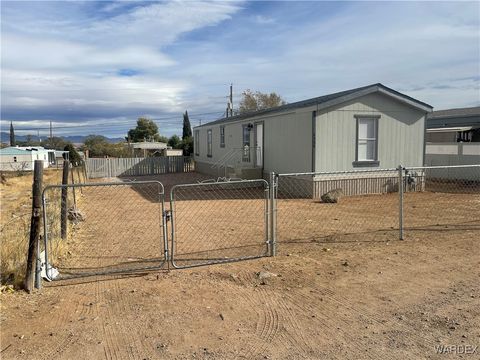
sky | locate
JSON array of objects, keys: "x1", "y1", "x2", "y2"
[{"x1": 1, "y1": 0, "x2": 479, "y2": 139}]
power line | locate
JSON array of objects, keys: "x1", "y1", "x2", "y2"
[{"x1": 2, "y1": 110, "x2": 226, "y2": 133}]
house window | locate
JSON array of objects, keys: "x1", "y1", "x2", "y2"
[
  {"x1": 242, "y1": 124, "x2": 251, "y2": 162},
  {"x1": 354, "y1": 116, "x2": 379, "y2": 166},
  {"x1": 220, "y1": 126, "x2": 225, "y2": 148},
  {"x1": 207, "y1": 129, "x2": 212, "y2": 157},
  {"x1": 195, "y1": 130, "x2": 200, "y2": 156},
  {"x1": 13, "y1": 156, "x2": 17, "y2": 162}
]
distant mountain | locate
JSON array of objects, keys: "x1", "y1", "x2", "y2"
[{"x1": 0, "y1": 132, "x2": 124, "y2": 144}]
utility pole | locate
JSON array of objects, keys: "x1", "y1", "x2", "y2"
[
  {"x1": 49, "y1": 121, "x2": 53, "y2": 148},
  {"x1": 225, "y1": 83, "x2": 233, "y2": 118},
  {"x1": 229, "y1": 83, "x2": 233, "y2": 117}
]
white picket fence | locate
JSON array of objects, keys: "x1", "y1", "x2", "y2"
[{"x1": 86, "y1": 156, "x2": 194, "y2": 178}]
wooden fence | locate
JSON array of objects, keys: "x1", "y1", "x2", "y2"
[{"x1": 86, "y1": 156, "x2": 194, "y2": 178}]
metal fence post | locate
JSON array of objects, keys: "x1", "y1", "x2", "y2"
[
  {"x1": 398, "y1": 165, "x2": 404, "y2": 240},
  {"x1": 60, "y1": 160, "x2": 69, "y2": 240},
  {"x1": 269, "y1": 172, "x2": 277, "y2": 256}
]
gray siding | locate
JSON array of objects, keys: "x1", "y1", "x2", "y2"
[
  {"x1": 315, "y1": 93, "x2": 426, "y2": 171},
  {"x1": 194, "y1": 91, "x2": 427, "y2": 177},
  {"x1": 194, "y1": 109, "x2": 313, "y2": 175},
  {"x1": 263, "y1": 109, "x2": 313, "y2": 174}
]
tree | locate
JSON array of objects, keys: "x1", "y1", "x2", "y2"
[
  {"x1": 238, "y1": 90, "x2": 286, "y2": 114},
  {"x1": 9, "y1": 122, "x2": 15, "y2": 146},
  {"x1": 182, "y1": 111, "x2": 192, "y2": 139},
  {"x1": 127, "y1": 117, "x2": 161, "y2": 142},
  {"x1": 82, "y1": 135, "x2": 129, "y2": 158},
  {"x1": 167, "y1": 135, "x2": 181, "y2": 149},
  {"x1": 64, "y1": 143, "x2": 82, "y2": 166},
  {"x1": 180, "y1": 136, "x2": 193, "y2": 156},
  {"x1": 83, "y1": 135, "x2": 109, "y2": 157},
  {"x1": 41, "y1": 136, "x2": 68, "y2": 150}
]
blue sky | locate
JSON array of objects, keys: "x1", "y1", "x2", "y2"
[{"x1": 1, "y1": 0, "x2": 479, "y2": 138}]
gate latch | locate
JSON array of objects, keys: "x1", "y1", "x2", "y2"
[{"x1": 164, "y1": 210, "x2": 171, "y2": 222}]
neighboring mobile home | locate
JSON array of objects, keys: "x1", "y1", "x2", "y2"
[
  {"x1": 426, "y1": 106, "x2": 480, "y2": 143},
  {"x1": 193, "y1": 83, "x2": 433, "y2": 179},
  {"x1": 0, "y1": 146, "x2": 51, "y2": 171},
  {"x1": 425, "y1": 106, "x2": 480, "y2": 178}
]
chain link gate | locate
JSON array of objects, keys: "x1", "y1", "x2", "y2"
[
  {"x1": 41, "y1": 181, "x2": 168, "y2": 280},
  {"x1": 169, "y1": 179, "x2": 271, "y2": 268}
]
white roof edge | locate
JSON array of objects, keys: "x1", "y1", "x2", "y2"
[{"x1": 427, "y1": 126, "x2": 475, "y2": 133}]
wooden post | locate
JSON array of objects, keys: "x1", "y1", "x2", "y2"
[
  {"x1": 25, "y1": 160, "x2": 43, "y2": 292},
  {"x1": 60, "y1": 160, "x2": 69, "y2": 240}
]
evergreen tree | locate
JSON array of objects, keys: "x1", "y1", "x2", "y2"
[
  {"x1": 9, "y1": 122, "x2": 15, "y2": 146},
  {"x1": 64, "y1": 143, "x2": 83, "y2": 166},
  {"x1": 182, "y1": 111, "x2": 192, "y2": 139},
  {"x1": 127, "y1": 117, "x2": 161, "y2": 142}
]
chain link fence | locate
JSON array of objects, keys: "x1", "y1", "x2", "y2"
[
  {"x1": 274, "y1": 164, "x2": 479, "y2": 245},
  {"x1": 170, "y1": 179, "x2": 270, "y2": 268},
  {"x1": 35, "y1": 164, "x2": 478, "y2": 283},
  {"x1": 42, "y1": 181, "x2": 167, "y2": 280},
  {"x1": 275, "y1": 168, "x2": 402, "y2": 244},
  {"x1": 402, "y1": 165, "x2": 480, "y2": 236}
]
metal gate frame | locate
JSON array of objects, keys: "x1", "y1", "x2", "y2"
[
  {"x1": 41, "y1": 181, "x2": 168, "y2": 281},
  {"x1": 169, "y1": 179, "x2": 272, "y2": 269}
]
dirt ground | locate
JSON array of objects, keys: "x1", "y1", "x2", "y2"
[{"x1": 1, "y1": 172, "x2": 479, "y2": 359}]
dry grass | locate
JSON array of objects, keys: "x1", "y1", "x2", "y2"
[{"x1": 0, "y1": 168, "x2": 85, "y2": 287}]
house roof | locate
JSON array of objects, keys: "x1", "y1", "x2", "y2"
[
  {"x1": 427, "y1": 106, "x2": 480, "y2": 120},
  {"x1": 0, "y1": 147, "x2": 32, "y2": 155},
  {"x1": 195, "y1": 83, "x2": 433, "y2": 128},
  {"x1": 426, "y1": 106, "x2": 480, "y2": 129}
]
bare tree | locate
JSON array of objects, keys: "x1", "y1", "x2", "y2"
[{"x1": 238, "y1": 90, "x2": 286, "y2": 114}]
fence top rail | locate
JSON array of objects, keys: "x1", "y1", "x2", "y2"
[
  {"x1": 277, "y1": 168, "x2": 399, "y2": 177},
  {"x1": 42, "y1": 180, "x2": 165, "y2": 198},
  {"x1": 405, "y1": 164, "x2": 480, "y2": 170},
  {"x1": 170, "y1": 178, "x2": 269, "y2": 198}
]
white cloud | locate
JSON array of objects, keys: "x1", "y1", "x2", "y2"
[{"x1": 1, "y1": 0, "x2": 478, "y2": 137}]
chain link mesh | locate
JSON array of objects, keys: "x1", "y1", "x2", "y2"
[
  {"x1": 403, "y1": 165, "x2": 480, "y2": 235},
  {"x1": 42, "y1": 181, "x2": 166, "y2": 279},
  {"x1": 275, "y1": 169, "x2": 401, "y2": 243},
  {"x1": 170, "y1": 180, "x2": 270, "y2": 268}
]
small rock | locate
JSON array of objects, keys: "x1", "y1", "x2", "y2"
[
  {"x1": 219, "y1": 313, "x2": 224, "y2": 321},
  {"x1": 67, "y1": 207, "x2": 86, "y2": 223},
  {"x1": 321, "y1": 188, "x2": 343, "y2": 203},
  {"x1": 257, "y1": 271, "x2": 277, "y2": 280}
]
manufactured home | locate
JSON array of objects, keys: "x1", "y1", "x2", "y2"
[
  {"x1": 0, "y1": 146, "x2": 52, "y2": 171},
  {"x1": 425, "y1": 106, "x2": 480, "y2": 178},
  {"x1": 193, "y1": 83, "x2": 433, "y2": 180}
]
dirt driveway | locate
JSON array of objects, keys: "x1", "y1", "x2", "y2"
[{"x1": 1, "y1": 173, "x2": 479, "y2": 359}]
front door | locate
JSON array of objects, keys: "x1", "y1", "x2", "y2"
[{"x1": 254, "y1": 123, "x2": 263, "y2": 167}]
